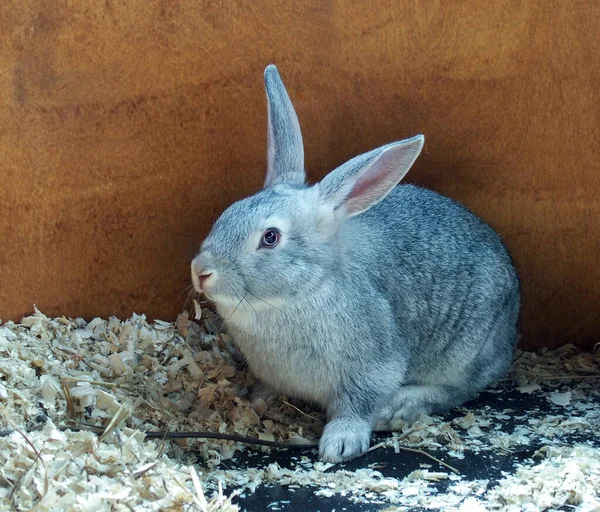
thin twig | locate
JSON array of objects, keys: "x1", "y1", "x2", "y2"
[
  {"x1": 367, "y1": 439, "x2": 460, "y2": 474},
  {"x1": 61, "y1": 376, "x2": 133, "y2": 390},
  {"x1": 367, "y1": 441, "x2": 387, "y2": 453},
  {"x1": 60, "y1": 379, "x2": 75, "y2": 419},
  {"x1": 132, "y1": 461, "x2": 159, "y2": 479},
  {"x1": 531, "y1": 375, "x2": 600, "y2": 381},
  {"x1": 281, "y1": 400, "x2": 323, "y2": 422},
  {"x1": 99, "y1": 402, "x2": 132, "y2": 443},
  {"x1": 0, "y1": 425, "x2": 319, "y2": 449},
  {"x1": 4, "y1": 413, "x2": 49, "y2": 501},
  {"x1": 398, "y1": 446, "x2": 460, "y2": 475},
  {"x1": 172, "y1": 474, "x2": 205, "y2": 510}
]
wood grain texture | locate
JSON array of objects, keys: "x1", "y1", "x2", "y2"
[{"x1": 1, "y1": 0, "x2": 598, "y2": 348}]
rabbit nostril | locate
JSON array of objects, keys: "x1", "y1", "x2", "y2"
[{"x1": 199, "y1": 272, "x2": 213, "y2": 283}]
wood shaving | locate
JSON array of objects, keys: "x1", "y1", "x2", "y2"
[
  {"x1": 0, "y1": 307, "x2": 321, "y2": 510},
  {"x1": 468, "y1": 445, "x2": 600, "y2": 511},
  {"x1": 1, "y1": 309, "x2": 598, "y2": 510}
]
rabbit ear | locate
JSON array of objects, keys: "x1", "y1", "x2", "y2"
[
  {"x1": 319, "y1": 135, "x2": 424, "y2": 217},
  {"x1": 263, "y1": 65, "x2": 305, "y2": 188}
]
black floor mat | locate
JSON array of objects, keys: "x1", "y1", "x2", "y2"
[{"x1": 206, "y1": 377, "x2": 600, "y2": 511}]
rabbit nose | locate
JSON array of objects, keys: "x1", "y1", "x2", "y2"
[
  {"x1": 191, "y1": 255, "x2": 215, "y2": 291},
  {"x1": 198, "y1": 272, "x2": 213, "y2": 284}
]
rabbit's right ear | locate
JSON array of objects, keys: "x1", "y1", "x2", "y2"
[
  {"x1": 318, "y1": 135, "x2": 424, "y2": 217},
  {"x1": 263, "y1": 65, "x2": 305, "y2": 189}
]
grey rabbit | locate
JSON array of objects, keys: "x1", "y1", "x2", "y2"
[{"x1": 191, "y1": 65, "x2": 521, "y2": 462}]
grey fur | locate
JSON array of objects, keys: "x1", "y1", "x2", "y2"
[
  {"x1": 263, "y1": 65, "x2": 305, "y2": 188},
  {"x1": 191, "y1": 64, "x2": 521, "y2": 463}
]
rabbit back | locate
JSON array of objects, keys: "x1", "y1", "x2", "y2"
[{"x1": 347, "y1": 183, "x2": 520, "y2": 393}]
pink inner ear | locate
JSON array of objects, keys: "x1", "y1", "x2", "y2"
[
  {"x1": 328, "y1": 136, "x2": 423, "y2": 217},
  {"x1": 345, "y1": 160, "x2": 397, "y2": 215},
  {"x1": 348, "y1": 162, "x2": 390, "y2": 200}
]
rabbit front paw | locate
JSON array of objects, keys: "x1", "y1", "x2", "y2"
[{"x1": 318, "y1": 418, "x2": 371, "y2": 463}]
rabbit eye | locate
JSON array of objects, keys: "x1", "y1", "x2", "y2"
[{"x1": 260, "y1": 228, "x2": 280, "y2": 248}]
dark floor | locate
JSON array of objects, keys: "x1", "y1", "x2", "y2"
[{"x1": 211, "y1": 380, "x2": 600, "y2": 511}]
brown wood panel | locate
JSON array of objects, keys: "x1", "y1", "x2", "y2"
[{"x1": 1, "y1": 0, "x2": 598, "y2": 348}]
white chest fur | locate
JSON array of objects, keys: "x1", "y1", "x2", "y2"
[{"x1": 217, "y1": 300, "x2": 338, "y2": 408}]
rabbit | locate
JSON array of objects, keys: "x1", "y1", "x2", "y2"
[{"x1": 191, "y1": 64, "x2": 521, "y2": 463}]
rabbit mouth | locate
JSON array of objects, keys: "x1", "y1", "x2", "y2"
[
  {"x1": 203, "y1": 291, "x2": 245, "y2": 309},
  {"x1": 206, "y1": 288, "x2": 286, "y2": 314}
]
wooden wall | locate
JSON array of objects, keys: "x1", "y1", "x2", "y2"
[{"x1": 1, "y1": 0, "x2": 598, "y2": 348}]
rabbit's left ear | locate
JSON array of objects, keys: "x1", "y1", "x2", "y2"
[
  {"x1": 319, "y1": 135, "x2": 424, "y2": 217},
  {"x1": 263, "y1": 65, "x2": 305, "y2": 188}
]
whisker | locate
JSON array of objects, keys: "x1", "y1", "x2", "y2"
[
  {"x1": 182, "y1": 283, "x2": 214, "y2": 315},
  {"x1": 233, "y1": 284, "x2": 258, "y2": 316},
  {"x1": 243, "y1": 288, "x2": 282, "y2": 312},
  {"x1": 221, "y1": 293, "x2": 246, "y2": 332},
  {"x1": 243, "y1": 296, "x2": 258, "y2": 315},
  {"x1": 181, "y1": 288, "x2": 196, "y2": 312},
  {"x1": 232, "y1": 284, "x2": 253, "y2": 315},
  {"x1": 224, "y1": 268, "x2": 282, "y2": 313},
  {"x1": 223, "y1": 261, "x2": 241, "y2": 274}
]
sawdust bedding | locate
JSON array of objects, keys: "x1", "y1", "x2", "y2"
[{"x1": 0, "y1": 307, "x2": 598, "y2": 511}]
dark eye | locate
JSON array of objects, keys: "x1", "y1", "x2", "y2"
[{"x1": 260, "y1": 228, "x2": 280, "y2": 248}]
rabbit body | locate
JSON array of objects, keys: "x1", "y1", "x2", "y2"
[{"x1": 192, "y1": 66, "x2": 520, "y2": 462}]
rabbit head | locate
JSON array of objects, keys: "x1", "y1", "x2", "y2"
[{"x1": 191, "y1": 65, "x2": 423, "y2": 317}]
